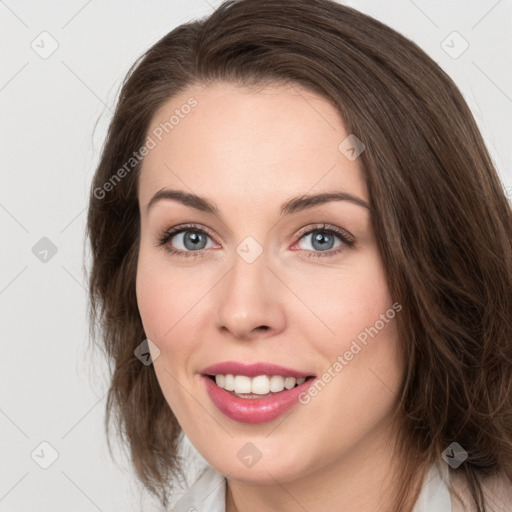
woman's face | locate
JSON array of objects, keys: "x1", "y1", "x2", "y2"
[{"x1": 136, "y1": 82, "x2": 404, "y2": 483}]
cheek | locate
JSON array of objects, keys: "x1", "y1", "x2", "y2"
[
  {"x1": 135, "y1": 256, "x2": 166, "y2": 339},
  {"x1": 289, "y1": 253, "x2": 393, "y2": 345},
  {"x1": 135, "y1": 253, "x2": 198, "y2": 413},
  {"x1": 136, "y1": 246, "x2": 188, "y2": 338}
]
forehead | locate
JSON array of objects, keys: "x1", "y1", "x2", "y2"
[{"x1": 139, "y1": 82, "x2": 367, "y2": 209}]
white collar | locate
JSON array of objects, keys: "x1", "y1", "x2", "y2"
[
  {"x1": 412, "y1": 459, "x2": 453, "y2": 512},
  {"x1": 172, "y1": 460, "x2": 453, "y2": 512},
  {"x1": 172, "y1": 462, "x2": 226, "y2": 512}
]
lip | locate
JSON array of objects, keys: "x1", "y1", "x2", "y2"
[
  {"x1": 202, "y1": 375, "x2": 316, "y2": 424},
  {"x1": 201, "y1": 363, "x2": 317, "y2": 424},
  {"x1": 201, "y1": 361, "x2": 313, "y2": 378}
]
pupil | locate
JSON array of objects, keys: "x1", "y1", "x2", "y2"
[
  {"x1": 313, "y1": 231, "x2": 333, "y2": 251},
  {"x1": 185, "y1": 231, "x2": 206, "y2": 250}
]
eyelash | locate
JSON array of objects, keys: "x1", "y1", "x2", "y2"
[{"x1": 156, "y1": 223, "x2": 355, "y2": 259}]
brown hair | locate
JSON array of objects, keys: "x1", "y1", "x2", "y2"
[{"x1": 86, "y1": 0, "x2": 512, "y2": 510}]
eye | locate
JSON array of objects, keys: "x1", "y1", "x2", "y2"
[
  {"x1": 170, "y1": 231, "x2": 213, "y2": 251},
  {"x1": 157, "y1": 223, "x2": 217, "y2": 258},
  {"x1": 293, "y1": 224, "x2": 354, "y2": 258},
  {"x1": 157, "y1": 222, "x2": 355, "y2": 259}
]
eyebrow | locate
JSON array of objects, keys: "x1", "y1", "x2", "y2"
[{"x1": 146, "y1": 188, "x2": 372, "y2": 216}]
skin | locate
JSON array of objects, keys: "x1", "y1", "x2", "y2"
[{"x1": 136, "y1": 82, "x2": 408, "y2": 512}]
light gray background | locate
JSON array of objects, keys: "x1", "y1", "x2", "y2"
[{"x1": 1, "y1": 0, "x2": 511, "y2": 510}]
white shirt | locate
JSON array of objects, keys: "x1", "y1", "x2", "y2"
[{"x1": 171, "y1": 458, "x2": 453, "y2": 512}]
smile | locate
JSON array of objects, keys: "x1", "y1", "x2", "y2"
[
  {"x1": 211, "y1": 374, "x2": 307, "y2": 396},
  {"x1": 201, "y1": 362, "x2": 316, "y2": 424}
]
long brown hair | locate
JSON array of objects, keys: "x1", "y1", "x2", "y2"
[{"x1": 86, "y1": 0, "x2": 512, "y2": 510}]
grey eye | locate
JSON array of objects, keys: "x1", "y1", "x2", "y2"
[
  {"x1": 298, "y1": 230, "x2": 342, "y2": 252},
  {"x1": 171, "y1": 231, "x2": 212, "y2": 251}
]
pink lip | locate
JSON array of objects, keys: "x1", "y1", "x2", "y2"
[
  {"x1": 200, "y1": 362, "x2": 316, "y2": 424},
  {"x1": 201, "y1": 361, "x2": 312, "y2": 378}
]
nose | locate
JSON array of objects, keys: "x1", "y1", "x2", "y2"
[{"x1": 214, "y1": 249, "x2": 286, "y2": 341}]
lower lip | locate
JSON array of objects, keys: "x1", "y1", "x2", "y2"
[{"x1": 202, "y1": 375, "x2": 316, "y2": 424}]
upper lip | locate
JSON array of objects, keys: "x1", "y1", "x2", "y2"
[{"x1": 201, "y1": 361, "x2": 314, "y2": 378}]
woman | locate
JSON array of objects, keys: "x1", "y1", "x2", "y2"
[{"x1": 86, "y1": 0, "x2": 512, "y2": 510}]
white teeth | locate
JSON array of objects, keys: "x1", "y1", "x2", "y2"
[
  {"x1": 234, "y1": 375, "x2": 252, "y2": 393},
  {"x1": 224, "y1": 374, "x2": 235, "y2": 391},
  {"x1": 212, "y1": 374, "x2": 307, "y2": 395},
  {"x1": 269, "y1": 375, "x2": 285, "y2": 392},
  {"x1": 284, "y1": 377, "x2": 296, "y2": 389},
  {"x1": 251, "y1": 375, "x2": 270, "y2": 394}
]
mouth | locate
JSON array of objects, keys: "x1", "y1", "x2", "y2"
[
  {"x1": 200, "y1": 362, "x2": 317, "y2": 424},
  {"x1": 204, "y1": 374, "x2": 315, "y2": 399}
]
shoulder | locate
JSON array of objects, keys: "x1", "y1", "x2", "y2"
[{"x1": 450, "y1": 470, "x2": 512, "y2": 512}]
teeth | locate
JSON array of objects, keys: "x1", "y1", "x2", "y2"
[
  {"x1": 252, "y1": 375, "x2": 270, "y2": 394},
  {"x1": 284, "y1": 377, "x2": 296, "y2": 389},
  {"x1": 269, "y1": 375, "x2": 285, "y2": 392},
  {"x1": 212, "y1": 374, "x2": 308, "y2": 395},
  {"x1": 234, "y1": 375, "x2": 252, "y2": 393},
  {"x1": 223, "y1": 374, "x2": 235, "y2": 391}
]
